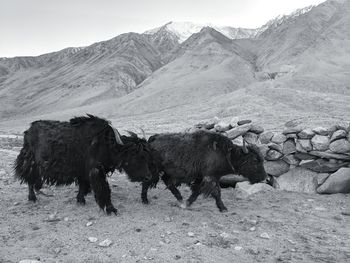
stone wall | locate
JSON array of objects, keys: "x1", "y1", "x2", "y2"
[{"x1": 190, "y1": 117, "x2": 350, "y2": 194}]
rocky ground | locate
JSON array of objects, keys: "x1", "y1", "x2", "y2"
[{"x1": 1, "y1": 141, "x2": 350, "y2": 263}]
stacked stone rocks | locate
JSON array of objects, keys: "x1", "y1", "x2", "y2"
[{"x1": 191, "y1": 117, "x2": 350, "y2": 194}]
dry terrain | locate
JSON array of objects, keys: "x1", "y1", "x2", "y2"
[{"x1": 1, "y1": 138, "x2": 350, "y2": 263}]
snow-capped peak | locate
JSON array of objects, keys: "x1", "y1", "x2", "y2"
[{"x1": 144, "y1": 21, "x2": 257, "y2": 43}]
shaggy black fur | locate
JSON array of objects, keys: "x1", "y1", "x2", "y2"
[
  {"x1": 147, "y1": 130, "x2": 267, "y2": 212},
  {"x1": 14, "y1": 114, "x2": 159, "y2": 215}
]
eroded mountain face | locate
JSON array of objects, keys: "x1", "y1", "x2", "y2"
[{"x1": 0, "y1": 0, "x2": 349, "y2": 123}]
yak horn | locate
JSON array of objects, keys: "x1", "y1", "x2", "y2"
[
  {"x1": 111, "y1": 126, "x2": 124, "y2": 145},
  {"x1": 126, "y1": 130, "x2": 138, "y2": 138},
  {"x1": 140, "y1": 127, "x2": 146, "y2": 139},
  {"x1": 242, "y1": 139, "x2": 249, "y2": 154}
]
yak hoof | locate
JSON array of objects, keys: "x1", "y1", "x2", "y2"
[
  {"x1": 142, "y1": 199, "x2": 149, "y2": 205},
  {"x1": 106, "y1": 205, "x2": 118, "y2": 215},
  {"x1": 77, "y1": 197, "x2": 86, "y2": 205},
  {"x1": 219, "y1": 207, "x2": 228, "y2": 213},
  {"x1": 28, "y1": 194, "x2": 37, "y2": 202}
]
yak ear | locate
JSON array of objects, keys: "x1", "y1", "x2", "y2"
[
  {"x1": 126, "y1": 130, "x2": 138, "y2": 138},
  {"x1": 242, "y1": 140, "x2": 249, "y2": 154}
]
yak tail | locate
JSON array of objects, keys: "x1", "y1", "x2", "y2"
[{"x1": 14, "y1": 139, "x2": 41, "y2": 188}]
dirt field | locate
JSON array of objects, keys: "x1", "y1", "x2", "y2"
[{"x1": 1, "y1": 144, "x2": 350, "y2": 263}]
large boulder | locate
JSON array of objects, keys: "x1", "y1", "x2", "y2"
[
  {"x1": 308, "y1": 151, "x2": 350, "y2": 161},
  {"x1": 317, "y1": 168, "x2": 350, "y2": 194},
  {"x1": 264, "y1": 160, "x2": 290, "y2": 177},
  {"x1": 311, "y1": 135, "x2": 329, "y2": 151},
  {"x1": 329, "y1": 139, "x2": 350, "y2": 154},
  {"x1": 300, "y1": 159, "x2": 348, "y2": 173},
  {"x1": 268, "y1": 143, "x2": 283, "y2": 153},
  {"x1": 294, "y1": 152, "x2": 316, "y2": 160},
  {"x1": 283, "y1": 127, "x2": 303, "y2": 135},
  {"x1": 275, "y1": 167, "x2": 318, "y2": 193},
  {"x1": 258, "y1": 144, "x2": 269, "y2": 159},
  {"x1": 214, "y1": 121, "x2": 231, "y2": 132}
]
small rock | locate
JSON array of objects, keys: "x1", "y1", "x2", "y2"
[
  {"x1": 230, "y1": 117, "x2": 239, "y2": 128},
  {"x1": 54, "y1": 247, "x2": 61, "y2": 254},
  {"x1": 234, "y1": 246, "x2": 243, "y2": 251},
  {"x1": 86, "y1": 221, "x2": 93, "y2": 227},
  {"x1": 88, "y1": 237, "x2": 98, "y2": 243},
  {"x1": 283, "y1": 139, "x2": 296, "y2": 155},
  {"x1": 225, "y1": 124, "x2": 252, "y2": 139},
  {"x1": 301, "y1": 159, "x2": 347, "y2": 173},
  {"x1": 243, "y1": 132, "x2": 259, "y2": 144},
  {"x1": 311, "y1": 135, "x2": 330, "y2": 151},
  {"x1": 166, "y1": 231, "x2": 172, "y2": 235},
  {"x1": 296, "y1": 139, "x2": 313, "y2": 152},
  {"x1": 259, "y1": 131, "x2": 274, "y2": 144},
  {"x1": 259, "y1": 233, "x2": 270, "y2": 239},
  {"x1": 330, "y1": 130, "x2": 347, "y2": 142},
  {"x1": 236, "y1": 182, "x2": 274, "y2": 197},
  {"x1": 32, "y1": 225, "x2": 40, "y2": 230},
  {"x1": 99, "y1": 239, "x2": 113, "y2": 247},
  {"x1": 63, "y1": 217, "x2": 69, "y2": 222},
  {"x1": 313, "y1": 127, "x2": 329, "y2": 136},
  {"x1": 298, "y1": 128, "x2": 315, "y2": 139},
  {"x1": 13, "y1": 202, "x2": 20, "y2": 206},
  {"x1": 283, "y1": 126, "x2": 303, "y2": 134},
  {"x1": 249, "y1": 125, "x2": 264, "y2": 134},
  {"x1": 174, "y1": 255, "x2": 181, "y2": 260},
  {"x1": 329, "y1": 139, "x2": 350, "y2": 154},
  {"x1": 249, "y1": 226, "x2": 256, "y2": 231},
  {"x1": 275, "y1": 167, "x2": 318, "y2": 193},
  {"x1": 214, "y1": 121, "x2": 231, "y2": 132},
  {"x1": 164, "y1": 217, "x2": 173, "y2": 222},
  {"x1": 135, "y1": 228, "x2": 142, "y2": 232},
  {"x1": 220, "y1": 232, "x2": 230, "y2": 238},
  {"x1": 238, "y1": 120, "x2": 252, "y2": 125},
  {"x1": 294, "y1": 152, "x2": 315, "y2": 160},
  {"x1": 341, "y1": 209, "x2": 350, "y2": 216},
  {"x1": 187, "y1": 232, "x2": 195, "y2": 237},
  {"x1": 266, "y1": 149, "x2": 283, "y2": 160},
  {"x1": 271, "y1": 133, "x2": 287, "y2": 144}
]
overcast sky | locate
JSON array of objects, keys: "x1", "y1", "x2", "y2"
[{"x1": 0, "y1": 0, "x2": 326, "y2": 57}]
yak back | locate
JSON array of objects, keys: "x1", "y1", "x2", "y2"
[
  {"x1": 148, "y1": 130, "x2": 234, "y2": 185},
  {"x1": 21, "y1": 115, "x2": 116, "y2": 185}
]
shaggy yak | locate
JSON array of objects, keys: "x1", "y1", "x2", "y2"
[
  {"x1": 14, "y1": 114, "x2": 159, "y2": 215},
  {"x1": 145, "y1": 130, "x2": 267, "y2": 212}
]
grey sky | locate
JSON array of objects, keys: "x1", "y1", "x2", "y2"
[{"x1": 0, "y1": 0, "x2": 326, "y2": 57}]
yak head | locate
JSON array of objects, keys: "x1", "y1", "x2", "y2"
[
  {"x1": 231, "y1": 141, "x2": 267, "y2": 184},
  {"x1": 116, "y1": 131, "x2": 160, "y2": 184}
]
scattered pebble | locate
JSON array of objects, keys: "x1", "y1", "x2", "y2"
[
  {"x1": 63, "y1": 217, "x2": 69, "y2": 222},
  {"x1": 249, "y1": 226, "x2": 256, "y2": 231},
  {"x1": 259, "y1": 232, "x2": 270, "y2": 239},
  {"x1": 86, "y1": 221, "x2": 93, "y2": 227},
  {"x1": 187, "y1": 232, "x2": 195, "y2": 237},
  {"x1": 314, "y1": 207, "x2": 327, "y2": 211},
  {"x1": 135, "y1": 228, "x2": 142, "y2": 232},
  {"x1": 286, "y1": 239, "x2": 296, "y2": 245},
  {"x1": 32, "y1": 225, "x2": 40, "y2": 231},
  {"x1": 166, "y1": 231, "x2": 172, "y2": 235},
  {"x1": 220, "y1": 232, "x2": 230, "y2": 238},
  {"x1": 54, "y1": 247, "x2": 61, "y2": 254},
  {"x1": 13, "y1": 202, "x2": 20, "y2": 206},
  {"x1": 99, "y1": 239, "x2": 113, "y2": 247},
  {"x1": 47, "y1": 213, "x2": 61, "y2": 222},
  {"x1": 234, "y1": 246, "x2": 243, "y2": 251},
  {"x1": 19, "y1": 260, "x2": 41, "y2": 263},
  {"x1": 307, "y1": 199, "x2": 314, "y2": 202},
  {"x1": 174, "y1": 255, "x2": 181, "y2": 260},
  {"x1": 341, "y1": 209, "x2": 350, "y2": 216},
  {"x1": 164, "y1": 217, "x2": 173, "y2": 222},
  {"x1": 88, "y1": 237, "x2": 98, "y2": 243}
]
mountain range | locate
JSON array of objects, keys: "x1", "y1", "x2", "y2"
[{"x1": 0, "y1": 0, "x2": 349, "y2": 132}]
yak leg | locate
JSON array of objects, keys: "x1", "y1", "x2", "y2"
[
  {"x1": 162, "y1": 174, "x2": 183, "y2": 202},
  {"x1": 184, "y1": 178, "x2": 202, "y2": 208},
  {"x1": 141, "y1": 182, "x2": 151, "y2": 204},
  {"x1": 211, "y1": 183, "x2": 227, "y2": 212},
  {"x1": 76, "y1": 177, "x2": 90, "y2": 205},
  {"x1": 89, "y1": 166, "x2": 117, "y2": 215},
  {"x1": 28, "y1": 184, "x2": 37, "y2": 202}
]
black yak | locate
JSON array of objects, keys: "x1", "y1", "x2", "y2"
[
  {"x1": 146, "y1": 130, "x2": 267, "y2": 212},
  {"x1": 14, "y1": 115, "x2": 159, "y2": 215}
]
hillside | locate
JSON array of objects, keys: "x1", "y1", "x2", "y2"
[{"x1": 0, "y1": 0, "x2": 349, "y2": 133}]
